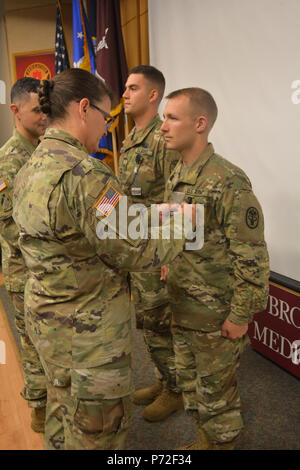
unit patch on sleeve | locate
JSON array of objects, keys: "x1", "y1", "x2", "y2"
[
  {"x1": 246, "y1": 206, "x2": 259, "y2": 229},
  {"x1": 94, "y1": 185, "x2": 122, "y2": 216},
  {"x1": 0, "y1": 178, "x2": 7, "y2": 192}
]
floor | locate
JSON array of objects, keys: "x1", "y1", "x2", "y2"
[{"x1": 0, "y1": 272, "x2": 44, "y2": 450}]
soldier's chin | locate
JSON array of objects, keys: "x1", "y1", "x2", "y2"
[
  {"x1": 39, "y1": 126, "x2": 47, "y2": 136},
  {"x1": 165, "y1": 140, "x2": 174, "y2": 149},
  {"x1": 87, "y1": 142, "x2": 98, "y2": 155}
]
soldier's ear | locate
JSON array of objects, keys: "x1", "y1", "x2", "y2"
[
  {"x1": 149, "y1": 88, "x2": 159, "y2": 104},
  {"x1": 78, "y1": 98, "x2": 89, "y2": 121},
  {"x1": 195, "y1": 115, "x2": 208, "y2": 134},
  {"x1": 10, "y1": 104, "x2": 19, "y2": 117}
]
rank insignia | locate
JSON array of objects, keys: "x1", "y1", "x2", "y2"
[
  {"x1": 0, "y1": 178, "x2": 7, "y2": 192},
  {"x1": 94, "y1": 185, "x2": 122, "y2": 216},
  {"x1": 246, "y1": 206, "x2": 259, "y2": 229}
]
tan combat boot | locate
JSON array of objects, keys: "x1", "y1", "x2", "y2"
[
  {"x1": 142, "y1": 386, "x2": 183, "y2": 422},
  {"x1": 210, "y1": 438, "x2": 238, "y2": 450},
  {"x1": 132, "y1": 380, "x2": 163, "y2": 405},
  {"x1": 31, "y1": 406, "x2": 46, "y2": 433},
  {"x1": 177, "y1": 428, "x2": 238, "y2": 450}
]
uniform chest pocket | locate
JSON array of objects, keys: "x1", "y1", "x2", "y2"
[
  {"x1": 126, "y1": 148, "x2": 157, "y2": 198},
  {"x1": 184, "y1": 190, "x2": 215, "y2": 234},
  {"x1": 121, "y1": 148, "x2": 154, "y2": 173},
  {"x1": 184, "y1": 189, "x2": 213, "y2": 207},
  {"x1": 132, "y1": 148, "x2": 154, "y2": 176}
]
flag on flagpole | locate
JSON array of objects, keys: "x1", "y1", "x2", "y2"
[
  {"x1": 88, "y1": 0, "x2": 97, "y2": 53},
  {"x1": 95, "y1": 0, "x2": 128, "y2": 172},
  {"x1": 80, "y1": 0, "x2": 113, "y2": 167},
  {"x1": 72, "y1": 0, "x2": 96, "y2": 73},
  {"x1": 96, "y1": 0, "x2": 128, "y2": 103},
  {"x1": 72, "y1": 0, "x2": 113, "y2": 164},
  {"x1": 55, "y1": 0, "x2": 70, "y2": 74}
]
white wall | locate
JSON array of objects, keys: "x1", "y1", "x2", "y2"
[{"x1": 149, "y1": 0, "x2": 300, "y2": 282}]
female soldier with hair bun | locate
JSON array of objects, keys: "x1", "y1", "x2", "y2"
[{"x1": 13, "y1": 68, "x2": 185, "y2": 450}]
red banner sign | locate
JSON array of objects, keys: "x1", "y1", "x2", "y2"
[
  {"x1": 13, "y1": 51, "x2": 55, "y2": 81},
  {"x1": 248, "y1": 282, "x2": 300, "y2": 378}
]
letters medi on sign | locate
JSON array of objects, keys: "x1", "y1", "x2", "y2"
[{"x1": 248, "y1": 279, "x2": 300, "y2": 378}]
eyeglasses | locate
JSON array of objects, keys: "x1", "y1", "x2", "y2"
[
  {"x1": 76, "y1": 100, "x2": 116, "y2": 131},
  {"x1": 90, "y1": 103, "x2": 116, "y2": 131}
]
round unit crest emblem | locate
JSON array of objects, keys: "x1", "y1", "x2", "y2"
[{"x1": 24, "y1": 62, "x2": 51, "y2": 80}]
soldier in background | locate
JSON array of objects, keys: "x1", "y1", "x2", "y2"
[
  {"x1": 12, "y1": 69, "x2": 187, "y2": 450},
  {"x1": 160, "y1": 87, "x2": 270, "y2": 449},
  {"x1": 119, "y1": 66, "x2": 183, "y2": 422},
  {"x1": 0, "y1": 77, "x2": 48, "y2": 432}
]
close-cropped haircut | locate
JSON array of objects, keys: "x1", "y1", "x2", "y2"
[
  {"x1": 10, "y1": 77, "x2": 40, "y2": 104},
  {"x1": 166, "y1": 87, "x2": 218, "y2": 131},
  {"x1": 128, "y1": 65, "x2": 165, "y2": 101},
  {"x1": 38, "y1": 68, "x2": 114, "y2": 122}
]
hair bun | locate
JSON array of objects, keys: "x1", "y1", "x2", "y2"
[{"x1": 38, "y1": 79, "x2": 54, "y2": 116}]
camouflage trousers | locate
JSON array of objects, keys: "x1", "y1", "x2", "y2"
[
  {"x1": 8, "y1": 291, "x2": 47, "y2": 408},
  {"x1": 131, "y1": 271, "x2": 179, "y2": 392},
  {"x1": 40, "y1": 357, "x2": 132, "y2": 450},
  {"x1": 172, "y1": 324, "x2": 249, "y2": 444}
]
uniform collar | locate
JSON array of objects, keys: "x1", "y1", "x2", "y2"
[
  {"x1": 127, "y1": 114, "x2": 161, "y2": 147},
  {"x1": 43, "y1": 128, "x2": 88, "y2": 154},
  {"x1": 171, "y1": 143, "x2": 215, "y2": 187},
  {"x1": 13, "y1": 128, "x2": 37, "y2": 155}
]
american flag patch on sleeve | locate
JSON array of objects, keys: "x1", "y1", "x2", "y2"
[
  {"x1": 0, "y1": 178, "x2": 7, "y2": 192},
  {"x1": 94, "y1": 185, "x2": 122, "y2": 216}
]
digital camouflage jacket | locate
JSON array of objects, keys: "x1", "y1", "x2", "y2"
[
  {"x1": 118, "y1": 114, "x2": 179, "y2": 205},
  {"x1": 0, "y1": 129, "x2": 37, "y2": 292},
  {"x1": 13, "y1": 128, "x2": 185, "y2": 397},
  {"x1": 164, "y1": 143, "x2": 270, "y2": 331}
]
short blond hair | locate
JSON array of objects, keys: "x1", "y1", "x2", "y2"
[{"x1": 166, "y1": 87, "x2": 218, "y2": 131}]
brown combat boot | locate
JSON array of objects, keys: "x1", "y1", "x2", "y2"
[
  {"x1": 31, "y1": 406, "x2": 46, "y2": 433},
  {"x1": 142, "y1": 386, "x2": 183, "y2": 422},
  {"x1": 132, "y1": 380, "x2": 163, "y2": 405},
  {"x1": 177, "y1": 428, "x2": 238, "y2": 450}
]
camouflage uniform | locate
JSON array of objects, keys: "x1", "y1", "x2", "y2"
[
  {"x1": 0, "y1": 129, "x2": 47, "y2": 408},
  {"x1": 13, "y1": 128, "x2": 185, "y2": 450},
  {"x1": 164, "y1": 143, "x2": 269, "y2": 444},
  {"x1": 119, "y1": 115, "x2": 180, "y2": 391}
]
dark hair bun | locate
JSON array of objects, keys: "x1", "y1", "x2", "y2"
[{"x1": 38, "y1": 80, "x2": 54, "y2": 116}]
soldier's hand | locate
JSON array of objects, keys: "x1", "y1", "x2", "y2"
[
  {"x1": 221, "y1": 318, "x2": 248, "y2": 340},
  {"x1": 160, "y1": 265, "x2": 168, "y2": 281},
  {"x1": 157, "y1": 203, "x2": 196, "y2": 225},
  {"x1": 180, "y1": 203, "x2": 197, "y2": 229},
  {"x1": 157, "y1": 203, "x2": 181, "y2": 222}
]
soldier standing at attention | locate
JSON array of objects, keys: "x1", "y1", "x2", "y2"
[
  {"x1": 119, "y1": 65, "x2": 183, "y2": 422},
  {"x1": 160, "y1": 88, "x2": 270, "y2": 450},
  {"x1": 0, "y1": 78, "x2": 48, "y2": 432},
  {"x1": 12, "y1": 68, "x2": 187, "y2": 450}
]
